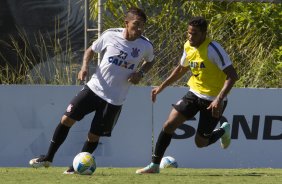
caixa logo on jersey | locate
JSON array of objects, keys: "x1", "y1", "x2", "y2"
[{"x1": 173, "y1": 115, "x2": 282, "y2": 140}]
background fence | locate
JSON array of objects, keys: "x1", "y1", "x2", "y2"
[
  {"x1": 90, "y1": 0, "x2": 282, "y2": 88},
  {"x1": 0, "y1": 0, "x2": 281, "y2": 87}
]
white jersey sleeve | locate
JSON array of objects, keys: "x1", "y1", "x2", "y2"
[
  {"x1": 141, "y1": 36, "x2": 154, "y2": 62},
  {"x1": 180, "y1": 50, "x2": 188, "y2": 67},
  {"x1": 91, "y1": 30, "x2": 110, "y2": 53},
  {"x1": 208, "y1": 41, "x2": 232, "y2": 70}
]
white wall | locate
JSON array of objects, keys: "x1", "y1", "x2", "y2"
[
  {"x1": 0, "y1": 85, "x2": 281, "y2": 168},
  {"x1": 154, "y1": 87, "x2": 282, "y2": 168}
]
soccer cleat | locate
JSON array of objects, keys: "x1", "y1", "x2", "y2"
[
  {"x1": 136, "y1": 163, "x2": 160, "y2": 174},
  {"x1": 63, "y1": 166, "x2": 77, "y2": 175},
  {"x1": 220, "y1": 122, "x2": 231, "y2": 149},
  {"x1": 29, "y1": 155, "x2": 51, "y2": 168}
]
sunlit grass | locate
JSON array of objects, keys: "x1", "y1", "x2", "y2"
[{"x1": 1, "y1": 167, "x2": 282, "y2": 184}]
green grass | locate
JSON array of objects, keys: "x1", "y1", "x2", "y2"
[{"x1": 1, "y1": 167, "x2": 282, "y2": 184}]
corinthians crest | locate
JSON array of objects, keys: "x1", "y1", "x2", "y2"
[{"x1": 131, "y1": 48, "x2": 140, "y2": 57}]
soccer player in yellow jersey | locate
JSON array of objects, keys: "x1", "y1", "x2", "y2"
[{"x1": 136, "y1": 17, "x2": 239, "y2": 174}]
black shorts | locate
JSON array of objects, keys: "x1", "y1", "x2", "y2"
[
  {"x1": 64, "y1": 85, "x2": 122, "y2": 137},
  {"x1": 172, "y1": 91, "x2": 227, "y2": 137}
]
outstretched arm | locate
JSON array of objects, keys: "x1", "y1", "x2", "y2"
[{"x1": 152, "y1": 64, "x2": 189, "y2": 102}]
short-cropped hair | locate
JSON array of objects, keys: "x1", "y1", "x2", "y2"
[
  {"x1": 125, "y1": 7, "x2": 147, "y2": 23},
  {"x1": 189, "y1": 17, "x2": 208, "y2": 32}
]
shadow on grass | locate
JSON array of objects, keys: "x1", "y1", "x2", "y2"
[
  {"x1": 195, "y1": 172, "x2": 267, "y2": 177},
  {"x1": 161, "y1": 172, "x2": 274, "y2": 177}
]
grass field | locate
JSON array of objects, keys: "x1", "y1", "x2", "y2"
[{"x1": 1, "y1": 167, "x2": 282, "y2": 184}]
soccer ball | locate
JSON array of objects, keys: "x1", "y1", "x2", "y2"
[
  {"x1": 160, "y1": 156, "x2": 178, "y2": 169},
  {"x1": 73, "y1": 152, "x2": 96, "y2": 175}
]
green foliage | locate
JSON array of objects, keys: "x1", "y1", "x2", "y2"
[
  {"x1": 0, "y1": 28, "x2": 81, "y2": 85},
  {"x1": 0, "y1": 0, "x2": 281, "y2": 87},
  {"x1": 89, "y1": 0, "x2": 281, "y2": 88}
]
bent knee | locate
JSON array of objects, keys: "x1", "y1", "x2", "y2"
[
  {"x1": 195, "y1": 140, "x2": 207, "y2": 148},
  {"x1": 195, "y1": 133, "x2": 209, "y2": 148},
  {"x1": 61, "y1": 115, "x2": 76, "y2": 127},
  {"x1": 163, "y1": 109, "x2": 187, "y2": 134},
  {"x1": 163, "y1": 122, "x2": 178, "y2": 134},
  {"x1": 88, "y1": 132, "x2": 100, "y2": 142}
]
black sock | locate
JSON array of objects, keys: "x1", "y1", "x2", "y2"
[
  {"x1": 152, "y1": 130, "x2": 172, "y2": 164},
  {"x1": 208, "y1": 128, "x2": 225, "y2": 146},
  {"x1": 81, "y1": 141, "x2": 99, "y2": 154},
  {"x1": 45, "y1": 123, "x2": 70, "y2": 162}
]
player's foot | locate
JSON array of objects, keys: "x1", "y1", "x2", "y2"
[
  {"x1": 63, "y1": 166, "x2": 76, "y2": 174},
  {"x1": 136, "y1": 163, "x2": 160, "y2": 174},
  {"x1": 29, "y1": 155, "x2": 51, "y2": 168},
  {"x1": 220, "y1": 122, "x2": 231, "y2": 149}
]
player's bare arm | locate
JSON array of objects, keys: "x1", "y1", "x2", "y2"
[
  {"x1": 152, "y1": 64, "x2": 189, "y2": 102},
  {"x1": 128, "y1": 61, "x2": 154, "y2": 84},
  {"x1": 78, "y1": 46, "x2": 95, "y2": 81},
  {"x1": 207, "y1": 65, "x2": 239, "y2": 118}
]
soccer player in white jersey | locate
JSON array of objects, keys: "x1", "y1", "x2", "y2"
[
  {"x1": 29, "y1": 7, "x2": 154, "y2": 174},
  {"x1": 136, "y1": 17, "x2": 239, "y2": 174}
]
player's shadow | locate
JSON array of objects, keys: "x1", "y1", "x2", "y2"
[
  {"x1": 164, "y1": 172, "x2": 269, "y2": 177},
  {"x1": 187, "y1": 172, "x2": 271, "y2": 177}
]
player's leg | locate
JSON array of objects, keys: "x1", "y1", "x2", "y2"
[
  {"x1": 136, "y1": 92, "x2": 198, "y2": 174},
  {"x1": 195, "y1": 99, "x2": 230, "y2": 148},
  {"x1": 29, "y1": 116, "x2": 75, "y2": 168},
  {"x1": 63, "y1": 132, "x2": 100, "y2": 174},
  {"x1": 136, "y1": 109, "x2": 189, "y2": 174},
  {"x1": 29, "y1": 85, "x2": 96, "y2": 168},
  {"x1": 208, "y1": 100, "x2": 230, "y2": 148},
  {"x1": 64, "y1": 97, "x2": 122, "y2": 174},
  {"x1": 81, "y1": 133, "x2": 100, "y2": 153},
  {"x1": 136, "y1": 109, "x2": 187, "y2": 174},
  {"x1": 194, "y1": 112, "x2": 222, "y2": 148},
  {"x1": 153, "y1": 109, "x2": 187, "y2": 162}
]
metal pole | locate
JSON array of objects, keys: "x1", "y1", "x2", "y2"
[
  {"x1": 151, "y1": 101, "x2": 155, "y2": 155},
  {"x1": 84, "y1": 0, "x2": 89, "y2": 82},
  {"x1": 97, "y1": 0, "x2": 103, "y2": 65},
  {"x1": 84, "y1": 0, "x2": 89, "y2": 51}
]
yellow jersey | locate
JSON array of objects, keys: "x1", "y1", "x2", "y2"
[{"x1": 181, "y1": 38, "x2": 227, "y2": 97}]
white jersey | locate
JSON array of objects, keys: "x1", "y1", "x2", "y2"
[{"x1": 87, "y1": 28, "x2": 154, "y2": 105}]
